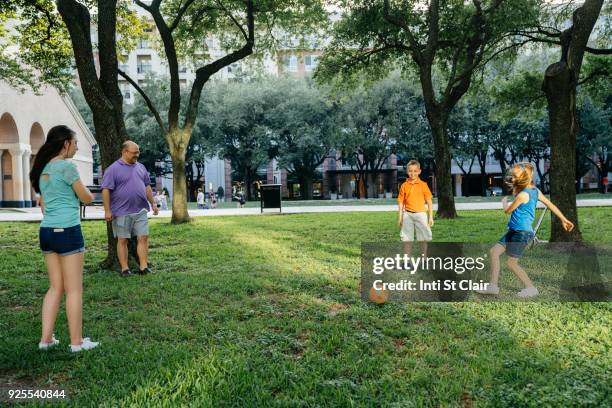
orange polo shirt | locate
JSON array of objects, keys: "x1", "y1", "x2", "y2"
[{"x1": 397, "y1": 178, "x2": 432, "y2": 213}]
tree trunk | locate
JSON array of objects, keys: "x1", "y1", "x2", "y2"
[
  {"x1": 428, "y1": 116, "x2": 457, "y2": 218},
  {"x1": 168, "y1": 132, "x2": 190, "y2": 224},
  {"x1": 543, "y1": 62, "x2": 582, "y2": 241},
  {"x1": 299, "y1": 174, "x2": 314, "y2": 200},
  {"x1": 244, "y1": 171, "x2": 253, "y2": 201},
  {"x1": 477, "y1": 153, "x2": 487, "y2": 196}
]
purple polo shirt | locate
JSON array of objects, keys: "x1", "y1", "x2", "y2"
[{"x1": 101, "y1": 159, "x2": 151, "y2": 217}]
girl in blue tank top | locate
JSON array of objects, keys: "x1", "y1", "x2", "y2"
[{"x1": 475, "y1": 162, "x2": 575, "y2": 298}]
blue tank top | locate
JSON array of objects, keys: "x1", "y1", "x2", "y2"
[{"x1": 507, "y1": 187, "x2": 538, "y2": 232}]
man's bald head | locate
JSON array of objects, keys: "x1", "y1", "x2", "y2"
[
  {"x1": 120, "y1": 140, "x2": 140, "y2": 164},
  {"x1": 121, "y1": 141, "x2": 139, "y2": 152}
]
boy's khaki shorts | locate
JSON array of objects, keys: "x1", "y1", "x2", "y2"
[{"x1": 400, "y1": 211, "x2": 432, "y2": 242}]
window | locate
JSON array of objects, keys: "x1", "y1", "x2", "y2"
[
  {"x1": 304, "y1": 55, "x2": 318, "y2": 71},
  {"x1": 119, "y1": 81, "x2": 131, "y2": 100},
  {"x1": 137, "y1": 38, "x2": 151, "y2": 49},
  {"x1": 228, "y1": 63, "x2": 242, "y2": 75},
  {"x1": 137, "y1": 56, "x2": 152, "y2": 73},
  {"x1": 283, "y1": 55, "x2": 298, "y2": 72}
]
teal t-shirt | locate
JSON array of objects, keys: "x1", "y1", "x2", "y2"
[{"x1": 39, "y1": 160, "x2": 81, "y2": 228}]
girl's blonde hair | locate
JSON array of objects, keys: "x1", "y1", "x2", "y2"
[{"x1": 505, "y1": 162, "x2": 534, "y2": 194}]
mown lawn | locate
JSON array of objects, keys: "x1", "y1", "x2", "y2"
[
  {"x1": 0, "y1": 208, "x2": 610, "y2": 407},
  {"x1": 190, "y1": 191, "x2": 612, "y2": 209}
]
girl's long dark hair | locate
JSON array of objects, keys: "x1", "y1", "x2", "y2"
[{"x1": 29, "y1": 125, "x2": 75, "y2": 193}]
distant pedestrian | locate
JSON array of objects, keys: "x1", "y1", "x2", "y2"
[
  {"x1": 102, "y1": 141, "x2": 159, "y2": 277},
  {"x1": 196, "y1": 188, "x2": 205, "y2": 209},
  {"x1": 160, "y1": 189, "x2": 168, "y2": 210},
  {"x1": 30, "y1": 125, "x2": 100, "y2": 352}
]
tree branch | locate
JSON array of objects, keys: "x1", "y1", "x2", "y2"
[
  {"x1": 215, "y1": 0, "x2": 249, "y2": 42},
  {"x1": 137, "y1": 0, "x2": 181, "y2": 130},
  {"x1": 585, "y1": 46, "x2": 612, "y2": 55},
  {"x1": 577, "y1": 68, "x2": 610, "y2": 85},
  {"x1": 183, "y1": 0, "x2": 255, "y2": 129},
  {"x1": 382, "y1": 0, "x2": 423, "y2": 63},
  {"x1": 118, "y1": 69, "x2": 167, "y2": 134},
  {"x1": 28, "y1": 0, "x2": 55, "y2": 42},
  {"x1": 56, "y1": 0, "x2": 111, "y2": 110},
  {"x1": 170, "y1": 0, "x2": 198, "y2": 32}
]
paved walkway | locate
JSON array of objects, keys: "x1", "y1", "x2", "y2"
[{"x1": 1, "y1": 199, "x2": 611, "y2": 222}]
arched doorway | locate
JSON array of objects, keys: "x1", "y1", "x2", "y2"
[
  {"x1": 0, "y1": 112, "x2": 20, "y2": 206},
  {"x1": 29, "y1": 122, "x2": 45, "y2": 205}
]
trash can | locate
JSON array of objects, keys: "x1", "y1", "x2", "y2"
[{"x1": 260, "y1": 184, "x2": 281, "y2": 213}]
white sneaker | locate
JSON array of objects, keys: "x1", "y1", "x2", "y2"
[
  {"x1": 517, "y1": 287, "x2": 539, "y2": 298},
  {"x1": 38, "y1": 335, "x2": 59, "y2": 350},
  {"x1": 474, "y1": 283, "x2": 500, "y2": 295},
  {"x1": 69, "y1": 337, "x2": 100, "y2": 353}
]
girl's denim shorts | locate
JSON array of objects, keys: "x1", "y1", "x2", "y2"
[
  {"x1": 39, "y1": 224, "x2": 85, "y2": 256},
  {"x1": 498, "y1": 229, "x2": 534, "y2": 258}
]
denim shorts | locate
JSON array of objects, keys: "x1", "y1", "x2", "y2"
[
  {"x1": 40, "y1": 224, "x2": 85, "y2": 256},
  {"x1": 498, "y1": 229, "x2": 534, "y2": 258}
]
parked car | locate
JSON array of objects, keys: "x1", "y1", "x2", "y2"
[{"x1": 487, "y1": 186, "x2": 503, "y2": 197}]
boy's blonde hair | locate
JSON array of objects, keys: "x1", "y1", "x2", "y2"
[
  {"x1": 407, "y1": 160, "x2": 421, "y2": 169},
  {"x1": 505, "y1": 162, "x2": 534, "y2": 194}
]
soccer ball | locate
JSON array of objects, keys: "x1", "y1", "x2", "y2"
[{"x1": 369, "y1": 287, "x2": 389, "y2": 304}]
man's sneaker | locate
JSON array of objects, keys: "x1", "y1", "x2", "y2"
[
  {"x1": 517, "y1": 287, "x2": 539, "y2": 298},
  {"x1": 120, "y1": 269, "x2": 132, "y2": 277},
  {"x1": 38, "y1": 335, "x2": 59, "y2": 350},
  {"x1": 474, "y1": 283, "x2": 500, "y2": 295},
  {"x1": 69, "y1": 338, "x2": 100, "y2": 353},
  {"x1": 138, "y1": 267, "x2": 151, "y2": 275}
]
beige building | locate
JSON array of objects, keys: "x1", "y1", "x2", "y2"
[{"x1": 0, "y1": 81, "x2": 95, "y2": 207}]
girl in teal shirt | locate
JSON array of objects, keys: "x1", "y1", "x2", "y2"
[{"x1": 30, "y1": 125, "x2": 99, "y2": 352}]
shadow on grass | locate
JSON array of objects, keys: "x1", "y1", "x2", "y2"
[{"x1": 0, "y1": 215, "x2": 609, "y2": 406}]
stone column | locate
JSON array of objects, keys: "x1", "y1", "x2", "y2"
[
  {"x1": 9, "y1": 149, "x2": 24, "y2": 205},
  {"x1": 22, "y1": 150, "x2": 32, "y2": 205},
  {"x1": 0, "y1": 149, "x2": 4, "y2": 203},
  {"x1": 455, "y1": 174, "x2": 462, "y2": 197}
]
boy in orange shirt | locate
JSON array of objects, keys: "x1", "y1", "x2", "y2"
[{"x1": 398, "y1": 160, "x2": 434, "y2": 243}]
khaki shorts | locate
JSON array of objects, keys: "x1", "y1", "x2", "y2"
[
  {"x1": 112, "y1": 209, "x2": 149, "y2": 239},
  {"x1": 400, "y1": 211, "x2": 432, "y2": 242}
]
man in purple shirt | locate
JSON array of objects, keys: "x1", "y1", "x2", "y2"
[{"x1": 102, "y1": 141, "x2": 159, "y2": 277}]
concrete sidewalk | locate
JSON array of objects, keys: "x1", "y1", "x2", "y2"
[{"x1": 1, "y1": 199, "x2": 611, "y2": 222}]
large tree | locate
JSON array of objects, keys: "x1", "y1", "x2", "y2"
[
  {"x1": 206, "y1": 80, "x2": 274, "y2": 201},
  {"x1": 120, "y1": 0, "x2": 325, "y2": 223},
  {"x1": 266, "y1": 79, "x2": 335, "y2": 200},
  {"x1": 449, "y1": 102, "x2": 499, "y2": 196},
  {"x1": 334, "y1": 76, "x2": 418, "y2": 198},
  {"x1": 515, "y1": 0, "x2": 610, "y2": 240},
  {"x1": 6, "y1": 0, "x2": 144, "y2": 268},
  {"x1": 317, "y1": 0, "x2": 540, "y2": 217},
  {"x1": 578, "y1": 99, "x2": 612, "y2": 193}
]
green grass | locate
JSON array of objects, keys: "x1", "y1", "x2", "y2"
[
  {"x1": 1, "y1": 209, "x2": 611, "y2": 406},
  {"x1": 189, "y1": 192, "x2": 612, "y2": 209}
]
